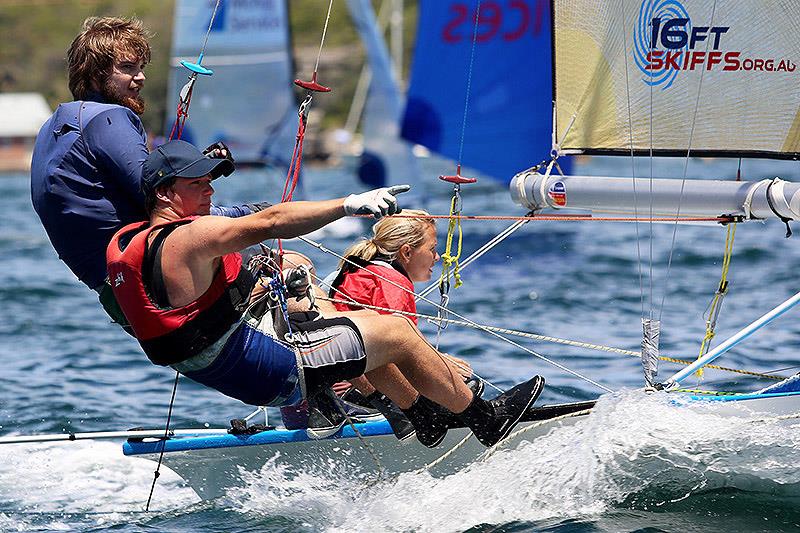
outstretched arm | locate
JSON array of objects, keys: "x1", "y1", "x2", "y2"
[{"x1": 178, "y1": 186, "x2": 410, "y2": 262}]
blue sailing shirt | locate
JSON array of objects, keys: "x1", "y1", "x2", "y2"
[{"x1": 31, "y1": 95, "x2": 255, "y2": 290}]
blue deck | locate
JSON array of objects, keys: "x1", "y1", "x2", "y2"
[{"x1": 123, "y1": 419, "x2": 394, "y2": 456}]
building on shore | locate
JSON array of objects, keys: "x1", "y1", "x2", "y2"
[{"x1": 0, "y1": 93, "x2": 52, "y2": 173}]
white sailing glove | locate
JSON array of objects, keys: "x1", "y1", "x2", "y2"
[{"x1": 343, "y1": 184, "x2": 411, "y2": 219}]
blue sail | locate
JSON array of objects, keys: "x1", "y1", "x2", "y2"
[{"x1": 401, "y1": 0, "x2": 567, "y2": 183}]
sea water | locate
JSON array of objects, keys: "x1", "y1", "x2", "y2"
[{"x1": 1, "y1": 156, "x2": 800, "y2": 532}]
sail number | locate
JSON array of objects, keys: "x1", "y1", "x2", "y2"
[{"x1": 442, "y1": 0, "x2": 548, "y2": 43}]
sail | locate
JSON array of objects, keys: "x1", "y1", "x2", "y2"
[
  {"x1": 553, "y1": 0, "x2": 800, "y2": 159},
  {"x1": 345, "y1": 0, "x2": 426, "y2": 204},
  {"x1": 401, "y1": 0, "x2": 563, "y2": 183},
  {"x1": 167, "y1": 0, "x2": 297, "y2": 165}
]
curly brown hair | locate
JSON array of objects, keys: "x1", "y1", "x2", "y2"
[{"x1": 67, "y1": 16, "x2": 152, "y2": 100}]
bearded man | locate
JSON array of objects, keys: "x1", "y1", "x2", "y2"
[{"x1": 31, "y1": 17, "x2": 252, "y2": 323}]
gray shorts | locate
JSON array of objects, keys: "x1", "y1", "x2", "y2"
[{"x1": 288, "y1": 315, "x2": 367, "y2": 396}]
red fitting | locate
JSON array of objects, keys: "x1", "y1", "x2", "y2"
[
  {"x1": 294, "y1": 72, "x2": 331, "y2": 92},
  {"x1": 439, "y1": 174, "x2": 477, "y2": 184}
]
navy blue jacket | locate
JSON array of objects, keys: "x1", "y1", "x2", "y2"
[{"x1": 31, "y1": 96, "x2": 253, "y2": 289}]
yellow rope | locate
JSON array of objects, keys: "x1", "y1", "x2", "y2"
[
  {"x1": 696, "y1": 223, "x2": 737, "y2": 378},
  {"x1": 438, "y1": 193, "x2": 466, "y2": 290}
]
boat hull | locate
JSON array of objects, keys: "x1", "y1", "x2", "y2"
[
  {"x1": 124, "y1": 401, "x2": 593, "y2": 499},
  {"x1": 123, "y1": 393, "x2": 800, "y2": 499}
]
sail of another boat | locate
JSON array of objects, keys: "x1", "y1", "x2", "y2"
[
  {"x1": 401, "y1": 0, "x2": 566, "y2": 182},
  {"x1": 167, "y1": 0, "x2": 298, "y2": 166}
]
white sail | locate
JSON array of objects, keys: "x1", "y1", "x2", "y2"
[
  {"x1": 168, "y1": 0, "x2": 297, "y2": 165},
  {"x1": 552, "y1": 0, "x2": 800, "y2": 158}
]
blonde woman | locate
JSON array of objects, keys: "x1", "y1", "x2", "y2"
[
  {"x1": 327, "y1": 211, "x2": 481, "y2": 446},
  {"x1": 329, "y1": 209, "x2": 438, "y2": 321}
]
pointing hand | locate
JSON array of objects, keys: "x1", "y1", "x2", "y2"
[{"x1": 343, "y1": 184, "x2": 411, "y2": 219}]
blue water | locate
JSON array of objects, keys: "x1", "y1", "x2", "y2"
[{"x1": 2, "y1": 156, "x2": 800, "y2": 531}]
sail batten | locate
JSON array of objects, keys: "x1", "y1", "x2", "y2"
[{"x1": 553, "y1": 0, "x2": 800, "y2": 159}]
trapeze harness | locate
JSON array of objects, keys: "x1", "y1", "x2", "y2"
[
  {"x1": 106, "y1": 218, "x2": 254, "y2": 365},
  {"x1": 329, "y1": 256, "x2": 418, "y2": 325}
]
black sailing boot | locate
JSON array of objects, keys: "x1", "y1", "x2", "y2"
[
  {"x1": 305, "y1": 387, "x2": 347, "y2": 439},
  {"x1": 416, "y1": 377, "x2": 486, "y2": 429},
  {"x1": 366, "y1": 392, "x2": 417, "y2": 442},
  {"x1": 457, "y1": 375, "x2": 545, "y2": 447},
  {"x1": 401, "y1": 396, "x2": 449, "y2": 448}
]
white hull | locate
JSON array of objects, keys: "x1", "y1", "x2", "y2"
[{"x1": 124, "y1": 392, "x2": 800, "y2": 500}]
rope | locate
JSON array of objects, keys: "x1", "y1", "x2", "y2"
[
  {"x1": 422, "y1": 431, "x2": 473, "y2": 471},
  {"x1": 333, "y1": 398, "x2": 387, "y2": 481},
  {"x1": 423, "y1": 408, "x2": 593, "y2": 472},
  {"x1": 168, "y1": 0, "x2": 222, "y2": 140},
  {"x1": 481, "y1": 408, "x2": 593, "y2": 460},
  {"x1": 145, "y1": 371, "x2": 180, "y2": 512},
  {"x1": 296, "y1": 235, "x2": 614, "y2": 394},
  {"x1": 696, "y1": 222, "x2": 737, "y2": 378},
  {"x1": 354, "y1": 213, "x2": 735, "y2": 223},
  {"x1": 317, "y1": 296, "x2": 785, "y2": 381},
  {"x1": 439, "y1": 193, "x2": 467, "y2": 290}
]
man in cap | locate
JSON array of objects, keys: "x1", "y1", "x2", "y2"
[{"x1": 107, "y1": 139, "x2": 545, "y2": 447}]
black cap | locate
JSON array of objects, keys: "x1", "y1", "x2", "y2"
[{"x1": 142, "y1": 139, "x2": 234, "y2": 193}]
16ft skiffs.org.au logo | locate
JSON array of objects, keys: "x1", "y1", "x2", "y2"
[{"x1": 632, "y1": 0, "x2": 796, "y2": 89}]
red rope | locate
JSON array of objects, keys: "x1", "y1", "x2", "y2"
[
  {"x1": 353, "y1": 213, "x2": 736, "y2": 223},
  {"x1": 168, "y1": 84, "x2": 194, "y2": 141},
  {"x1": 276, "y1": 102, "x2": 312, "y2": 268}
]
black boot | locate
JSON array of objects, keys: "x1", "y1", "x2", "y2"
[
  {"x1": 416, "y1": 377, "x2": 485, "y2": 429},
  {"x1": 401, "y1": 397, "x2": 449, "y2": 448},
  {"x1": 366, "y1": 392, "x2": 417, "y2": 441},
  {"x1": 457, "y1": 375, "x2": 545, "y2": 447},
  {"x1": 305, "y1": 387, "x2": 346, "y2": 439}
]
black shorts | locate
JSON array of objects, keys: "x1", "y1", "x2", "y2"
[{"x1": 288, "y1": 313, "x2": 367, "y2": 396}]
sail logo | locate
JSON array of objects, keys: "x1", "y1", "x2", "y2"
[
  {"x1": 548, "y1": 181, "x2": 567, "y2": 207},
  {"x1": 633, "y1": 0, "x2": 796, "y2": 89}
]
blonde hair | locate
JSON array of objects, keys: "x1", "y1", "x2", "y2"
[
  {"x1": 68, "y1": 17, "x2": 152, "y2": 100},
  {"x1": 340, "y1": 209, "x2": 435, "y2": 267}
]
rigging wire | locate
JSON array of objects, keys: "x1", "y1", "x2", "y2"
[
  {"x1": 168, "y1": 0, "x2": 222, "y2": 141},
  {"x1": 316, "y1": 295, "x2": 785, "y2": 382},
  {"x1": 618, "y1": 0, "x2": 647, "y2": 320},
  {"x1": 295, "y1": 234, "x2": 614, "y2": 394},
  {"x1": 657, "y1": 0, "x2": 720, "y2": 323},
  {"x1": 144, "y1": 371, "x2": 180, "y2": 512}
]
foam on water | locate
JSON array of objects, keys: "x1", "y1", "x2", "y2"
[
  {"x1": 222, "y1": 391, "x2": 800, "y2": 532},
  {"x1": 0, "y1": 440, "x2": 199, "y2": 530}
]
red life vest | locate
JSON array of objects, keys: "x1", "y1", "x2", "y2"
[
  {"x1": 106, "y1": 218, "x2": 255, "y2": 365},
  {"x1": 330, "y1": 256, "x2": 417, "y2": 324}
]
